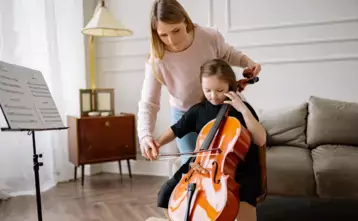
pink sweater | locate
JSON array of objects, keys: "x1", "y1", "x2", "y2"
[{"x1": 137, "y1": 25, "x2": 246, "y2": 143}]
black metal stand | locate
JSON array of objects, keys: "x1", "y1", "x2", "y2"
[
  {"x1": 1, "y1": 127, "x2": 68, "y2": 221},
  {"x1": 0, "y1": 61, "x2": 69, "y2": 221},
  {"x1": 30, "y1": 131, "x2": 43, "y2": 221}
]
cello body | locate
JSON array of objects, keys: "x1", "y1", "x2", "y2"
[{"x1": 168, "y1": 109, "x2": 252, "y2": 221}]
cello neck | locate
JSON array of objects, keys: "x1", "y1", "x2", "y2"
[{"x1": 200, "y1": 103, "x2": 230, "y2": 151}]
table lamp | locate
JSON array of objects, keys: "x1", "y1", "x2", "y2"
[{"x1": 80, "y1": 0, "x2": 132, "y2": 117}]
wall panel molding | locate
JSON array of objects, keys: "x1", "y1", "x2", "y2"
[
  {"x1": 207, "y1": 0, "x2": 214, "y2": 27},
  {"x1": 97, "y1": 52, "x2": 147, "y2": 59},
  {"x1": 102, "y1": 54, "x2": 358, "y2": 74},
  {"x1": 235, "y1": 37, "x2": 358, "y2": 50},
  {"x1": 225, "y1": 0, "x2": 358, "y2": 33},
  {"x1": 99, "y1": 0, "x2": 358, "y2": 74},
  {"x1": 98, "y1": 36, "x2": 149, "y2": 44},
  {"x1": 103, "y1": 68, "x2": 145, "y2": 74},
  {"x1": 259, "y1": 55, "x2": 358, "y2": 65},
  {"x1": 97, "y1": 36, "x2": 358, "y2": 58}
]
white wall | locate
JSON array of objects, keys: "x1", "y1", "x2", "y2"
[{"x1": 95, "y1": 0, "x2": 358, "y2": 176}]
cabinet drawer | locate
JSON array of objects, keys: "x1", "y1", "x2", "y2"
[{"x1": 78, "y1": 116, "x2": 135, "y2": 163}]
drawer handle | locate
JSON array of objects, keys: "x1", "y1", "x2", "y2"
[{"x1": 105, "y1": 121, "x2": 110, "y2": 127}]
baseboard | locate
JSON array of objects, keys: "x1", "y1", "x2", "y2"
[
  {"x1": 8, "y1": 181, "x2": 56, "y2": 197},
  {"x1": 88, "y1": 164, "x2": 103, "y2": 175},
  {"x1": 0, "y1": 191, "x2": 10, "y2": 200},
  {"x1": 102, "y1": 157, "x2": 171, "y2": 177}
]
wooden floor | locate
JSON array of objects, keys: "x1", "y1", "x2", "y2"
[
  {"x1": 1, "y1": 173, "x2": 357, "y2": 221},
  {"x1": 0, "y1": 173, "x2": 168, "y2": 221}
]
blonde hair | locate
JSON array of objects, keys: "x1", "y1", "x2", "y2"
[{"x1": 149, "y1": 0, "x2": 194, "y2": 60}]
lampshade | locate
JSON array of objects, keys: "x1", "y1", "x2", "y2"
[{"x1": 82, "y1": 1, "x2": 133, "y2": 37}]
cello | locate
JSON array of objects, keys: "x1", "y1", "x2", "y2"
[{"x1": 167, "y1": 69, "x2": 259, "y2": 221}]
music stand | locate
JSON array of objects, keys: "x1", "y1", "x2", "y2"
[{"x1": 0, "y1": 61, "x2": 68, "y2": 221}]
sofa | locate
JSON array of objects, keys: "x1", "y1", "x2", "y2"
[
  {"x1": 260, "y1": 95, "x2": 358, "y2": 199},
  {"x1": 171, "y1": 96, "x2": 358, "y2": 200}
]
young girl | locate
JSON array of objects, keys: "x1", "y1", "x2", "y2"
[{"x1": 144, "y1": 59, "x2": 266, "y2": 221}]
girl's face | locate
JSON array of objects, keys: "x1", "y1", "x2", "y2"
[
  {"x1": 156, "y1": 21, "x2": 190, "y2": 52},
  {"x1": 201, "y1": 75, "x2": 229, "y2": 105}
]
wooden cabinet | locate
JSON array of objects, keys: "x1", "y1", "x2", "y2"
[{"x1": 67, "y1": 113, "x2": 136, "y2": 185}]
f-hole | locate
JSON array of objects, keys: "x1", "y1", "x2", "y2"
[{"x1": 212, "y1": 161, "x2": 220, "y2": 184}]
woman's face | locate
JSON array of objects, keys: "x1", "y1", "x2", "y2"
[{"x1": 156, "y1": 21, "x2": 190, "y2": 52}]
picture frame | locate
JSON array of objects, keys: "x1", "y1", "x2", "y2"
[
  {"x1": 94, "y1": 88, "x2": 115, "y2": 115},
  {"x1": 79, "y1": 89, "x2": 94, "y2": 117},
  {"x1": 79, "y1": 88, "x2": 115, "y2": 117}
]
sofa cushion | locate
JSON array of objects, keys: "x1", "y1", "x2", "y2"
[
  {"x1": 259, "y1": 103, "x2": 308, "y2": 148},
  {"x1": 312, "y1": 144, "x2": 358, "y2": 199},
  {"x1": 266, "y1": 146, "x2": 315, "y2": 197},
  {"x1": 307, "y1": 96, "x2": 358, "y2": 148}
]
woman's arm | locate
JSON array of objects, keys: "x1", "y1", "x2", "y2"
[
  {"x1": 215, "y1": 29, "x2": 260, "y2": 74},
  {"x1": 215, "y1": 30, "x2": 248, "y2": 68},
  {"x1": 137, "y1": 58, "x2": 163, "y2": 147},
  {"x1": 239, "y1": 55, "x2": 256, "y2": 69}
]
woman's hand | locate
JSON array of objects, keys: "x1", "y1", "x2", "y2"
[
  {"x1": 247, "y1": 62, "x2": 261, "y2": 77},
  {"x1": 141, "y1": 136, "x2": 160, "y2": 161}
]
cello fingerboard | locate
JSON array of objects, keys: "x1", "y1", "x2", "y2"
[{"x1": 200, "y1": 104, "x2": 230, "y2": 151}]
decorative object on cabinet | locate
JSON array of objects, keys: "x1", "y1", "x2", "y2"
[
  {"x1": 80, "y1": 0, "x2": 133, "y2": 117},
  {"x1": 79, "y1": 88, "x2": 115, "y2": 117},
  {"x1": 67, "y1": 113, "x2": 136, "y2": 186}
]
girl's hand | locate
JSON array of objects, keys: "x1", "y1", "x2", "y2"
[
  {"x1": 189, "y1": 162, "x2": 209, "y2": 174},
  {"x1": 247, "y1": 62, "x2": 261, "y2": 77},
  {"x1": 224, "y1": 91, "x2": 248, "y2": 113}
]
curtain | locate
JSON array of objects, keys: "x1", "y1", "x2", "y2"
[{"x1": 0, "y1": 0, "x2": 86, "y2": 199}]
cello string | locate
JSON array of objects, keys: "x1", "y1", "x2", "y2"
[
  {"x1": 156, "y1": 153, "x2": 220, "y2": 161},
  {"x1": 202, "y1": 147, "x2": 223, "y2": 169},
  {"x1": 158, "y1": 148, "x2": 221, "y2": 157}
]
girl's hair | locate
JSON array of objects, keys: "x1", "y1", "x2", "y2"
[
  {"x1": 200, "y1": 59, "x2": 238, "y2": 91},
  {"x1": 149, "y1": 0, "x2": 194, "y2": 60}
]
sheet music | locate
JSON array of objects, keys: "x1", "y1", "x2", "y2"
[{"x1": 0, "y1": 61, "x2": 65, "y2": 129}]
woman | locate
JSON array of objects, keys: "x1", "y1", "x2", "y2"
[{"x1": 138, "y1": 0, "x2": 261, "y2": 164}]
